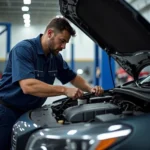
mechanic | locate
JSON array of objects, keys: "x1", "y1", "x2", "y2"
[{"x1": 0, "y1": 17, "x2": 103, "y2": 150}]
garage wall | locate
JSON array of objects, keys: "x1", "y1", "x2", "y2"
[
  {"x1": 0, "y1": 22, "x2": 94, "y2": 60},
  {"x1": 0, "y1": 22, "x2": 95, "y2": 82}
]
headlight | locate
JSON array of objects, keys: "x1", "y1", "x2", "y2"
[
  {"x1": 25, "y1": 124, "x2": 132, "y2": 150},
  {"x1": 26, "y1": 138, "x2": 91, "y2": 150}
]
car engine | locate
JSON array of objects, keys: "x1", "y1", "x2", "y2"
[
  {"x1": 28, "y1": 80, "x2": 150, "y2": 128},
  {"x1": 41, "y1": 85, "x2": 150, "y2": 125}
]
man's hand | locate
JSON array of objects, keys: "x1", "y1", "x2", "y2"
[
  {"x1": 70, "y1": 76, "x2": 104, "y2": 97},
  {"x1": 64, "y1": 87, "x2": 83, "y2": 100},
  {"x1": 90, "y1": 86, "x2": 104, "y2": 96}
]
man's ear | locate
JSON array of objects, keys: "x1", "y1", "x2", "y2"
[{"x1": 47, "y1": 28, "x2": 54, "y2": 38}]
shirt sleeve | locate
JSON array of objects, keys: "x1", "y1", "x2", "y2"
[
  {"x1": 56, "y1": 54, "x2": 77, "y2": 84},
  {"x1": 11, "y1": 45, "x2": 35, "y2": 83}
]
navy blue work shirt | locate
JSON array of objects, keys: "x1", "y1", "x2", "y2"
[{"x1": 0, "y1": 34, "x2": 76, "y2": 111}]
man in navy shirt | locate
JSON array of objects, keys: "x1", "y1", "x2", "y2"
[{"x1": 0, "y1": 17, "x2": 103, "y2": 150}]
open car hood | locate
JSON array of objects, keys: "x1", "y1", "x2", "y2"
[{"x1": 59, "y1": 0, "x2": 150, "y2": 79}]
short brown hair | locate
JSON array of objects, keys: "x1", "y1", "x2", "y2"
[{"x1": 45, "y1": 17, "x2": 76, "y2": 37}]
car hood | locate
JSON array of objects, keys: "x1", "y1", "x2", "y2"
[{"x1": 59, "y1": 0, "x2": 150, "y2": 80}]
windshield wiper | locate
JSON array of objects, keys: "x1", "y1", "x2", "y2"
[{"x1": 140, "y1": 82, "x2": 150, "y2": 87}]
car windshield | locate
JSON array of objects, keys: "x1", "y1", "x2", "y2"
[{"x1": 125, "y1": 0, "x2": 150, "y2": 23}]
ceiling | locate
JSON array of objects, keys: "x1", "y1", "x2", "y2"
[
  {"x1": 0, "y1": 0, "x2": 61, "y2": 25},
  {"x1": 0, "y1": 0, "x2": 150, "y2": 25}
]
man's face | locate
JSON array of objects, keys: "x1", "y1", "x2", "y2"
[{"x1": 48, "y1": 29, "x2": 71, "y2": 55}]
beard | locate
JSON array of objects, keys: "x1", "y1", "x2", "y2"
[
  {"x1": 51, "y1": 49, "x2": 60, "y2": 55},
  {"x1": 47, "y1": 38, "x2": 57, "y2": 55},
  {"x1": 47, "y1": 37, "x2": 62, "y2": 56}
]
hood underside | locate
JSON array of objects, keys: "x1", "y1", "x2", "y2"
[{"x1": 59, "y1": 0, "x2": 150, "y2": 79}]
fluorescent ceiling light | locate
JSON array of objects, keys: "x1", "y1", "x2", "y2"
[
  {"x1": 24, "y1": 19, "x2": 31, "y2": 24},
  {"x1": 23, "y1": 0, "x2": 31, "y2": 4},
  {"x1": 56, "y1": 15, "x2": 63, "y2": 18},
  {"x1": 24, "y1": 23, "x2": 30, "y2": 27},
  {"x1": 22, "y1": 6, "x2": 29, "y2": 11},
  {"x1": 23, "y1": 14, "x2": 30, "y2": 19}
]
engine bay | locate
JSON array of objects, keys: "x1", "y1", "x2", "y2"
[{"x1": 30, "y1": 85, "x2": 150, "y2": 126}]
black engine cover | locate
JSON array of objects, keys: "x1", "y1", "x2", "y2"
[{"x1": 63, "y1": 103, "x2": 121, "y2": 122}]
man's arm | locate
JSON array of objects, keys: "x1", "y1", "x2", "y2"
[
  {"x1": 19, "y1": 78, "x2": 83, "y2": 99},
  {"x1": 70, "y1": 75, "x2": 104, "y2": 96},
  {"x1": 70, "y1": 75, "x2": 92, "y2": 92}
]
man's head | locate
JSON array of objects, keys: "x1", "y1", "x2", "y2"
[{"x1": 44, "y1": 17, "x2": 76, "y2": 55}]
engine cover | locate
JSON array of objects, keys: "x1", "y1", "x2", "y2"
[{"x1": 63, "y1": 103, "x2": 121, "y2": 123}]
